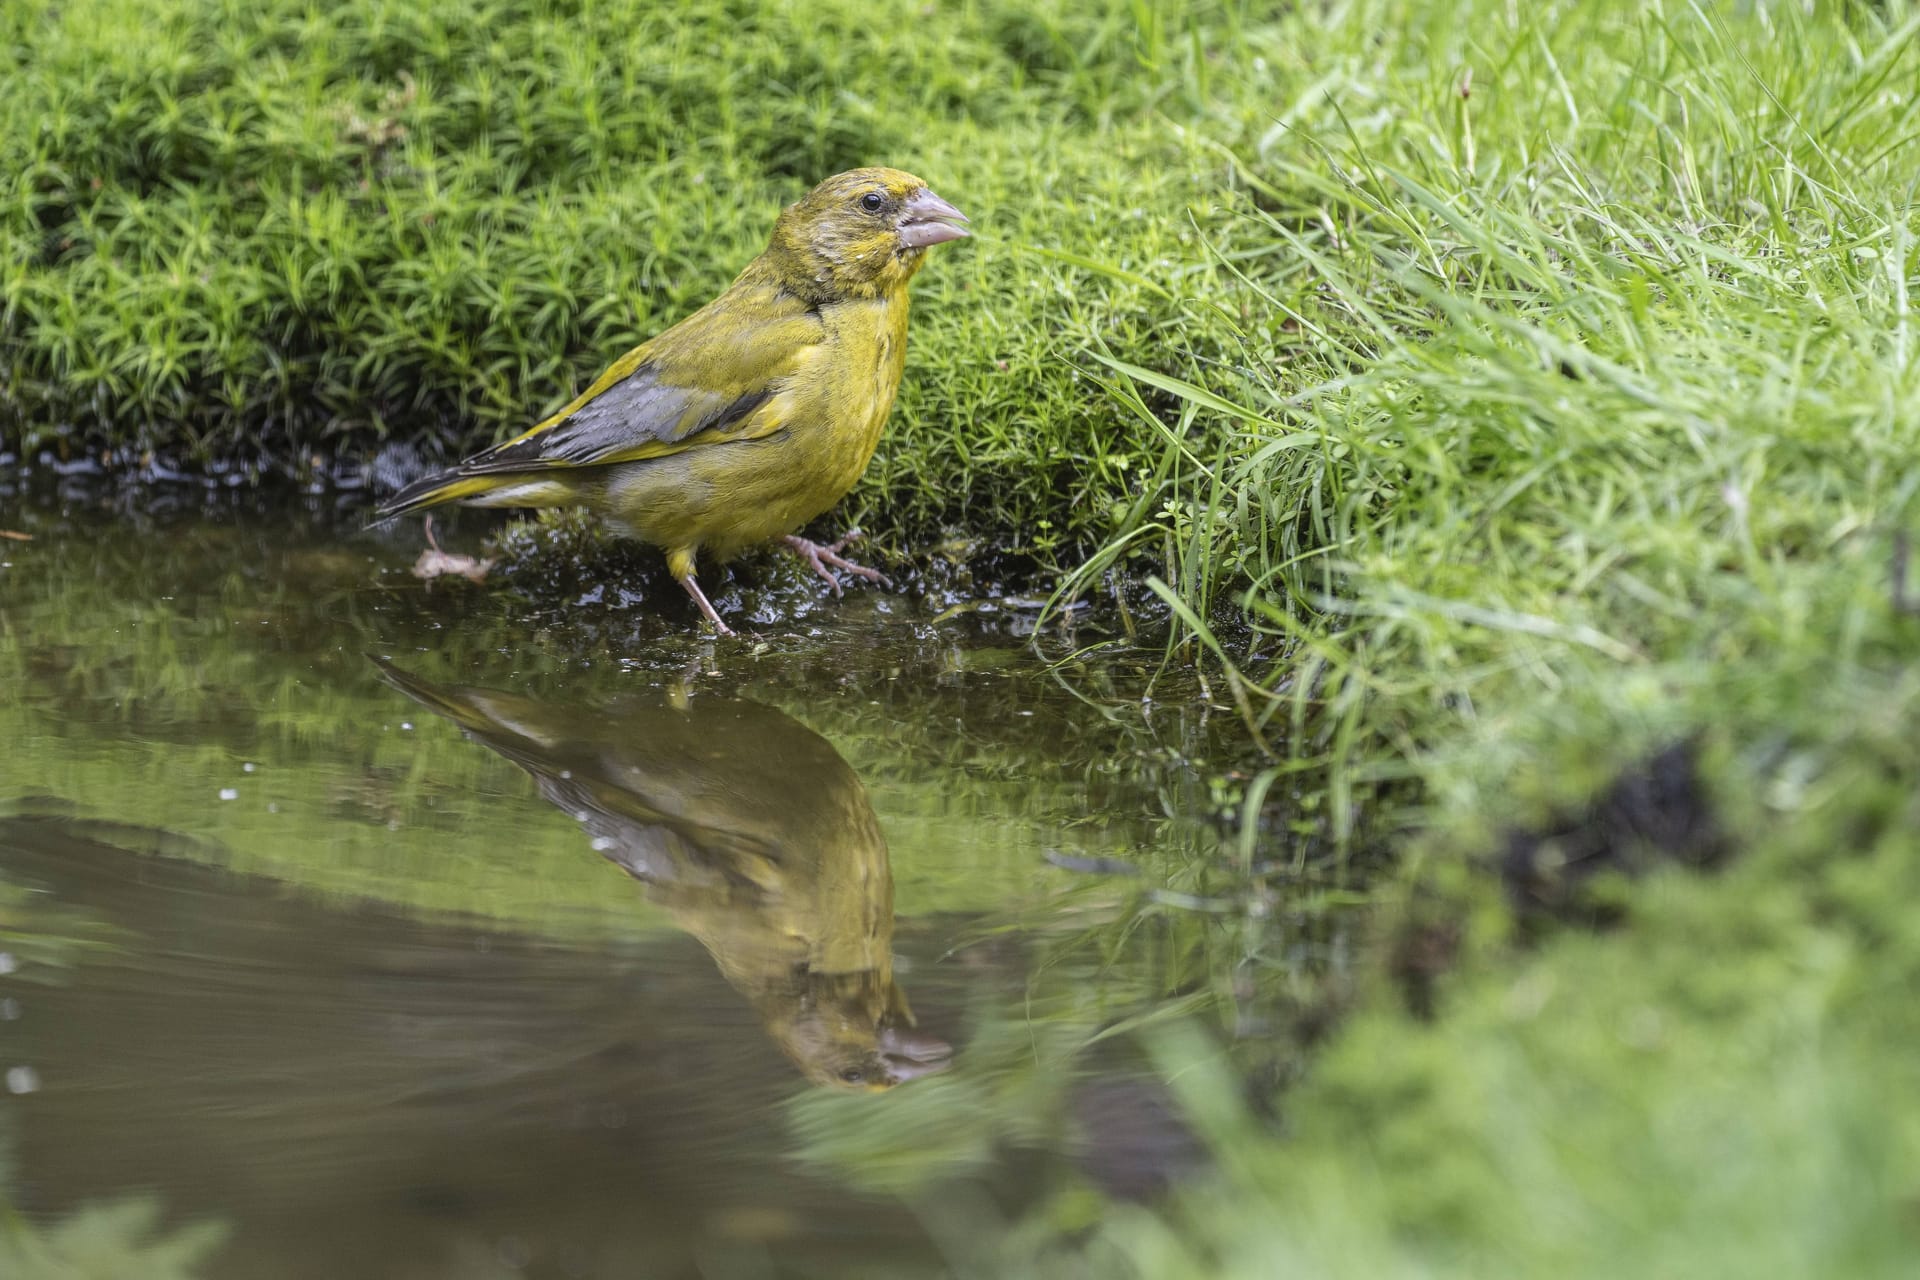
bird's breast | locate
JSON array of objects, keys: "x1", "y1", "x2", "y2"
[{"x1": 804, "y1": 291, "x2": 911, "y2": 478}]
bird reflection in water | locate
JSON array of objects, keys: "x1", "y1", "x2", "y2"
[{"x1": 375, "y1": 659, "x2": 952, "y2": 1091}]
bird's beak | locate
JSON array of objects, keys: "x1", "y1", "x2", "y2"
[
  {"x1": 878, "y1": 1025, "x2": 954, "y2": 1081},
  {"x1": 898, "y1": 188, "x2": 971, "y2": 249}
]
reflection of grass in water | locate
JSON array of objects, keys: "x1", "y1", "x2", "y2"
[
  {"x1": 980, "y1": 736, "x2": 1920, "y2": 1276},
  {"x1": 0, "y1": 1200, "x2": 225, "y2": 1280},
  {"x1": 1012, "y1": 836, "x2": 1920, "y2": 1277},
  {"x1": 787, "y1": 853, "x2": 1362, "y2": 1207},
  {"x1": 0, "y1": 869, "x2": 131, "y2": 977},
  {"x1": 2, "y1": 557, "x2": 649, "y2": 935},
  {"x1": 0, "y1": 504, "x2": 1248, "y2": 937},
  {"x1": 0, "y1": 823, "x2": 221, "y2": 1278},
  {"x1": 787, "y1": 1017, "x2": 1081, "y2": 1198},
  {"x1": 815, "y1": 833, "x2": 1915, "y2": 1280}
]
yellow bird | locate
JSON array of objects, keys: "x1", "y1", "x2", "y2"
[{"x1": 378, "y1": 167, "x2": 970, "y2": 634}]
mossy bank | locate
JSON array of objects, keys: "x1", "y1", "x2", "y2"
[{"x1": 1, "y1": 0, "x2": 1254, "y2": 566}]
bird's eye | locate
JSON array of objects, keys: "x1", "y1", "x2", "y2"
[
  {"x1": 860, "y1": 191, "x2": 885, "y2": 213},
  {"x1": 840, "y1": 1067, "x2": 866, "y2": 1083}
]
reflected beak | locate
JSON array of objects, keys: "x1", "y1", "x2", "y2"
[
  {"x1": 879, "y1": 1025, "x2": 954, "y2": 1081},
  {"x1": 897, "y1": 188, "x2": 971, "y2": 249}
]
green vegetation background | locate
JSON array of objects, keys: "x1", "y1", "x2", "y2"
[
  {"x1": 6, "y1": 0, "x2": 1920, "y2": 1275},
  {"x1": 1, "y1": 0, "x2": 1234, "y2": 560}
]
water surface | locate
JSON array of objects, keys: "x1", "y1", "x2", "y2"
[{"x1": 0, "y1": 494, "x2": 1355, "y2": 1277}]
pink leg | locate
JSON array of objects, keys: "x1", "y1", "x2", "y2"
[
  {"x1": 676, "y1": 572, "x2": 734, "y2": 636},
  {"x1": 783, "y1": 530, "x2": 890, "y2": 597}
]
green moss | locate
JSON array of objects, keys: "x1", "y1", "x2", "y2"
[{"x1": 1, "y1": 0, "x2": 1255, "y2": 563}]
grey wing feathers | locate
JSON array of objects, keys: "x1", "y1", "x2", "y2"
[{"x1": 461, "y1": 364, "x2": 774, "y2": 473}]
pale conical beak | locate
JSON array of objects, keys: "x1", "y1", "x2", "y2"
[
  {"x1": 878, "y1": 1025, "x2": 954, "y2": 1082},
  {"x1": 898, "y1": 188, "x2": 971, "y2": 249}
]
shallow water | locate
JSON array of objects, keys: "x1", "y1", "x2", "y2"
[{"x1": 0, "y1": 493, "x2": 1357, "y2": 1278}]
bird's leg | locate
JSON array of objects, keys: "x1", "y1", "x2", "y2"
[
  {"x1": 676, "y1": 571, "x2": 735, "y2": 636},
  {"x1": 668, "y1": 547, "x2": 734, "y2": 636},
  {"x1": 784, "y1": 529, "x2": 891, "y2": 596}
]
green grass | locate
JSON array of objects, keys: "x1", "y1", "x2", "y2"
[
  {"x1": 1005, "y1": 0, "x2": 1920, "y2": 1273},
  {"x1": 1084, "y1": 0, "x2": 1920, "y2": 821}
]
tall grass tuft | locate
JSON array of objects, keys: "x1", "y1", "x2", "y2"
[{"x1": 1064, "y1": 0, "x2": 1920, "y2": 846}]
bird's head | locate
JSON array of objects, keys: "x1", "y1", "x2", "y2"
[
  {"x1": 766, "y1": 167, "x2": 970, "y2": 302},
  {"x1": 754, "y1": 966, "x2": 953, "y2": 1092}
]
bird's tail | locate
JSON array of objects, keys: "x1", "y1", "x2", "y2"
[{"x1": 374, "y1": 467, "x2": 515, "y2": 521}]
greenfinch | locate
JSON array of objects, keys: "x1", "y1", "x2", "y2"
[
  {"x1": 374, "y1": 657, "x2": 953, "y2": 1090},
  {"x1": 378, "y1": 167, "x2": 970, "y2": 634}
]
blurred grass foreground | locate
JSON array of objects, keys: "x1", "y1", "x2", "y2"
[{"x1": 6, "y1": 0, "x2": 1920, "y2": 1276}]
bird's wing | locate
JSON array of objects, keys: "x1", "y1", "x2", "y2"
[{"x1": 460, "y1": 280, "x2": 823, "y2": 474}]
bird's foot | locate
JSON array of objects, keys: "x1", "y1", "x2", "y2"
[
  {"x1": 784, "y1": 531, "x2": 890, "y2": 597},
  {"x1": 676, "y1": 572, "x2": 735, "y2": 637}
]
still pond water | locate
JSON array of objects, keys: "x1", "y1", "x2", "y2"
[{"x1": 0, "y1": 493, "x2": 1357, "y2": 1278}]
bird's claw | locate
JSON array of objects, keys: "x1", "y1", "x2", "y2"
[{"x1": 784, "y1": 531, "x2": 891, "y2": 596}]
